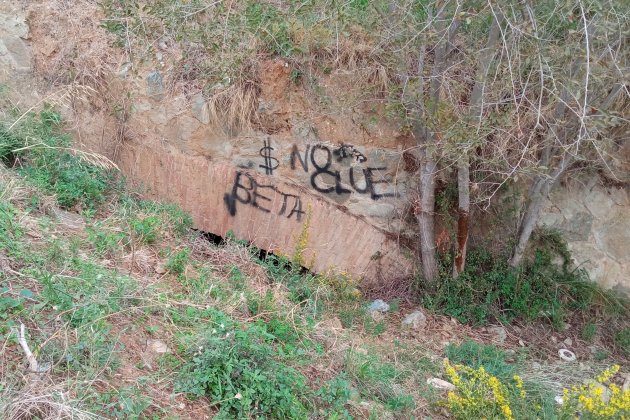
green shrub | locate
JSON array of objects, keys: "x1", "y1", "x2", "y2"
[
  {"x1": 166, "y1": 248, "x2": 190, "y2": 276},
  {"x1": 614, "y1": 327, "x2": 630, "y2": 355},
  {"x1": 177, "y1": 321, "x2": 309, "y2": 419},
  {"x1": 424, "y1": 244, "x2": 601, "y2": 326},
  {"x1": 344, "y1": 349, "x2": 415, "y2": 412},
  {"x1": 0, "y1": 127, "x2": 23, "y2": 165},
  {"x1": 315, "y1": 375, "x2": 352, "y2": 419},
  {"x1": 8, "y1": 110, "x2": 114, "y2": 209},
  {"x1": 130, "y1": 216, "x2": 160, "y2": 244},
  {"x1": 135, "y1": 201, "x2": 192, "y2": 236}
]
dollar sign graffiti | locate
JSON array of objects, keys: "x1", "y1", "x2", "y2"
[{"x1": 259, "y1": 139, "x2": 279, "y2": 175}]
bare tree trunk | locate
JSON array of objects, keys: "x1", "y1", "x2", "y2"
[
  {"x1": 509, "y1": 160, "x2": 569, "y2": 266},
  {"x1": 453, "y1": 157, "x2": 469, "y2": 276},
  {"x1": 453, "y1": 12, "x2": 502, "y2": 277},
  {"x1": 414, "y1": 6, "x2": 457, "y2": 284},
  {"x1": 418, "y1": 159, "x2": 439, "y2": 281},
  {"x1": 509, "y1": 83, "x2": 623, "y2": 266}
]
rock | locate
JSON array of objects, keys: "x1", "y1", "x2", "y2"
[
  {"x1": 0, "y1": 36, "x2": 31, "y2": 72},
  {"x1": 401, "y1": 310, "x2": 427, "y2": 329},
  {"x1": 191, "y1": 92, "x2": 210, "y2": 124},
  {"x1": 146, "y1": 70, "x2": 164, "y2": 99},
  {"x1": 560, "y1": 211, "x2": 593, "y2": 241},
  {"x1": 117, "y1": 62, "x2": 132, "y2": 79},
  {"x1": 595, "y1": 215, "x2": 630, "y2": 262},
  {"x1": 155, "y1": 264, "x2": 167, "y2": 275},
  {"x1": 146, "y1": 339, "x2": 169, "y2": 354},
  {"x1": 563, "y1": 337, "x2": 573, "y2": 347},
  {"x1": 0, "y1": 14, "x2": 29, "y2": 39},
  {"x1": 427, "y1": 378, "x2": 456, "y2": 392},
  {"x1": 368, "y1": 299, "x2": 389, "y2": 313},
  {"x1": 488, "y1": 326, "x2": 507, "y2": 343},
  {"x1": 50, "y1": 207, "x2": 84, "y2": 230}
]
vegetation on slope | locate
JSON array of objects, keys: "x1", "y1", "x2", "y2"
[{"x1": 0, "y1": 107, "x2": 628, "y2": 418}]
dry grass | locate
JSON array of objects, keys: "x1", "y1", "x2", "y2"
[
  {"x1": 206, "y1": 82, "x2": 260, "y2": 138},
  {"x1": 1, "y1": 380, "x2": 100, "y2": 420}
]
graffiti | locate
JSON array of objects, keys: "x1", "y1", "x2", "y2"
[
  {"x1": 289, "y1": 143, "x2": 395, "y2": 200},
  {"x1": 224, "y1": 171, "x2": 304, "y2": 221},
  {"x1": 259, "y1": 139, "x2": 279, "y2": 175},
  {"x1": 333, "y1": 143, "x2": 367, "y2": 163},
  {"x1": 310, "y1": 144, "x2": 352, "y2": 195}
]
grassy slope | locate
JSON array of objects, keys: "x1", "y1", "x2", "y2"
[{"x1": 0, "y1": 114, "x2": 627, "y2": 418}]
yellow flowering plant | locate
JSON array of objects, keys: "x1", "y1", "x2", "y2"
[
  {"x1": 558, "y1": 365, "x2": 630, "y2": 419},
  {"x1": 441, "y1": 359, "x2": 528, "y2": 420}
]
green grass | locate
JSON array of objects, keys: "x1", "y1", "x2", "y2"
[
  {"x1": 3, "y1": 109, "x2": 116, "y2": 210},
  {"x1": 1, "y1": 109, "x2": 627, "y2": 419}
]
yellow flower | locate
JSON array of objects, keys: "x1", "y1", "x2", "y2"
[
  {"x1": 501, "y1": 403, "x2": 514, "y2": 420},
  {"x1": 513, "y1": 375, "x2": 526, "y2": 398},
  {"x1": 596, "y1": 365, "x2": 620, "y2": 383}
]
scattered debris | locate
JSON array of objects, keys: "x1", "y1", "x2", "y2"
[
  {"x1": 13, "y1": 323, "x2": 49, "y2": 373},
  {"x1": 427, "y1": 378, "x2": 456, "y2": 392},
  {"x1": 402, "y1": 310, "x2": 427, "y2": 329},
  {"x1": 368, "y1": 299, "x2": 389, "y2": 313},
  {"x1": 558, "y1": 348, "x2": 577, "y2": 362}
]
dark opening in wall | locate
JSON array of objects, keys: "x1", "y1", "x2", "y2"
[{"x1": 194, "y1": 229, "x2": 309, "y2": 273}]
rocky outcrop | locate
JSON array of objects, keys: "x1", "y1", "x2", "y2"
[{"x1": 540, "y1": 179, "x2": 630, "y2": 294}]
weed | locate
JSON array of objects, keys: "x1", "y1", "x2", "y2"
[
  {"x1": 559, "y1": 365, "x2": 630, "y2": 419},
  {"x1": 315, "y1": 375, "x2": 352, "y2": 419},
  {"x1": 130, "y1": 216, "x2": 160, "y2": 244},
  {"x1": 614, "y1": 327, "x2": 630, "y2": 355},
  {"x1": 87, "y1": 223, "x2": 129, "y2": 256},
  {"x1": 7, "y1": 110, "x2": 115, "y2": 210},
  {"x1": 177, "y1": 319, "x2": 310, "y2": 419},
  {"x1": 581, "y1": 323, "x2": 597, "y2": 342},
  {"x1": 442, "y1": 359, "x2": 529, "y2": 420},
  {"x1": 425, "y1": 245, "x2": 611, "y2": 327},
  {"x1": 165, "y1": 248, "x2": 190, "y2": 276},
  {"x1": 445, "y1": 340, "x2": 517, "y2": 382},
  {"x1": 344, "y1": 349, "x2": 415, "y2": 413}
]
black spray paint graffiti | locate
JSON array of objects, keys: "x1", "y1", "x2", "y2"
[
  {"x1": 224, "y1": 171, "x2": 304, "y2": 221},
  {"x1": 259, "y1": 139, "x2": 279, "y2": 175},
  {"x1": 332, "y1": 143, "x2": 367, "y2": 163},
  {"x1": 290, "y1": 144, "x2": 396, "y2": 200}
]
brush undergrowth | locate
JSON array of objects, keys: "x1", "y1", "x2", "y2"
[
  {"x1": 4, "y1": 109, "x2": 116, "y2": 210},
  {"x1": 424, "y1": 239, "x2": 628, "y2": 329},
  {"x1": 0, "y1": 110, "x2": 425, "y2": 418},
  {"x1": 1, "y1": 109, "x2": 628, "y2": 418}
]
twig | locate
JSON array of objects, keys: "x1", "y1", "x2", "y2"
[{"x1": 14, "y1": 323, "x2": 39, "y2": 373}]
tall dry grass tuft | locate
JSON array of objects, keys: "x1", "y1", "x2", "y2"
[
  {"x1": 9, "y1": 85, "x2": 97, "y2": 131},
  {"x1": 1, "y1": 381, "x2": 99, "y2": 420},
  {"x1": 206, "y1": 82, "x2": 260, "y2": 138}
]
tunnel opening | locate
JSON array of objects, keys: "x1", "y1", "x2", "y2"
[{"x1": 195, "y1": 229, "x2": 309, "y2": 274}]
